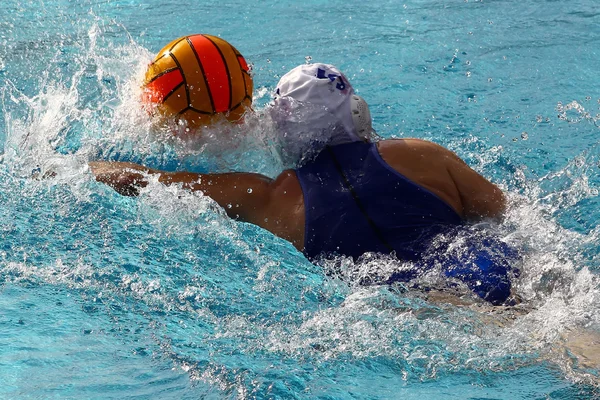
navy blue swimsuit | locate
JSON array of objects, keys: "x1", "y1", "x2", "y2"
[{"x1": 295, "y1": 141, "x2": 518, "y2": 305}]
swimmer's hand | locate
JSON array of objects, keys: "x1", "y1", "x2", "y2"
[{"x1": 89, "y1": 161, "x2": 156, "y2": 196}]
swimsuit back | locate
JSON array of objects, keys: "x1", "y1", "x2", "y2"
[
  {"x1": 295, "y1": 141, "x2": 519, "y2": 305},
  {"x1": 295, "y1": 141, "x2": 463, "y2": 260}
]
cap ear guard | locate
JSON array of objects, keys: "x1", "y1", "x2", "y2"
[{"x1": 350, "y1": 95, "x2": 374, "y2": 140}]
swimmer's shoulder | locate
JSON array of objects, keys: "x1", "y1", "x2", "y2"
[
  {"x1": 376, "y1": 138, "x2": 458, "y2": 169},
  {"x1": 376, "y1": 137, "x2": 453, "y2": 153},
  {"x1": 375, "y1": 138, "x2": 465, "y2": 215}
]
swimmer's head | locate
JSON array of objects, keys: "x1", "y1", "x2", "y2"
[{"x1": 272, "y1": 63, "x2": 374, "y2": 145}]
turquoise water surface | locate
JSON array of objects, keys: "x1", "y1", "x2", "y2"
[{"x1": 1, "y1": 0, "x2": 600, "y2": 398}]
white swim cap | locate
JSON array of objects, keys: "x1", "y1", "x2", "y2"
[{"x1": 273, "y1": 63, "x2": 373, "y2": 144}]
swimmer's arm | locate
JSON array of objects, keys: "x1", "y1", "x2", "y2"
[
  {"x1": 444, "y1": 152, "x2": 507, "y2": 221},
  {"x1": 89, "y1": 161, "x2": 151, "y2": 196},
  {"x1": 89, "y1": 161, "x2": 274, "y2": 225},
  {"x1": 159, "y1": 170, "x2": 275, "y2": 226}
]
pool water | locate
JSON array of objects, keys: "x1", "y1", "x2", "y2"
[{"x1": 1, "y1": 0, "x2": 600, "y2": 398}]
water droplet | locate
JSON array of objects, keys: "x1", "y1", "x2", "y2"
[
  {"x1": 247, "y1": 188, "x2": 253, "y2": 193},
  {"x1": 304, "y1": 55, "x2": 312, "y2": 64},
  {"x1": 227, "y1": 203, "x2": 232, "y2": 209},
  {"x1": 466, "y1": 71, "x2": 472, "y2": 77},
  {"x1": 521, "y1": 132, "x2": 528, "y2": 140}
]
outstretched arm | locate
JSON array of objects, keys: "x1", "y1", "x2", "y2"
[{"x1": 89, "y1": 161, "x2": 275, "y2": 225}]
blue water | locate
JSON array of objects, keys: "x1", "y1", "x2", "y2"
[{"x1": 1, "y1": 0, "x2": 600, "y2": 398}]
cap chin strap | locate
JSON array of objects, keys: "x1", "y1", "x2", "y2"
[{"x1": 350, "y1": 95, "x2": 374, "y2": 141}]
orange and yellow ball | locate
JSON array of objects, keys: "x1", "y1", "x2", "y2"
[{"x1": 143, "y1": 34, "x2": 253, "y2": 129}]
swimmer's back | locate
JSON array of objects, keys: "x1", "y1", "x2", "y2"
[
  {"x1": 295, "y1": 141, "x2": 463, "y2": 259},
  {"x1": 245, "y1": 138, "x2": 506, "y2": 253}
]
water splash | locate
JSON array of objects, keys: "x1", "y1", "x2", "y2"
[
  {"x1": 557, "y1": 100, "x2": 600, "y2": 127},
  {"x1": 1, "y1": 12, "x2": 600, "y2": 398}
]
